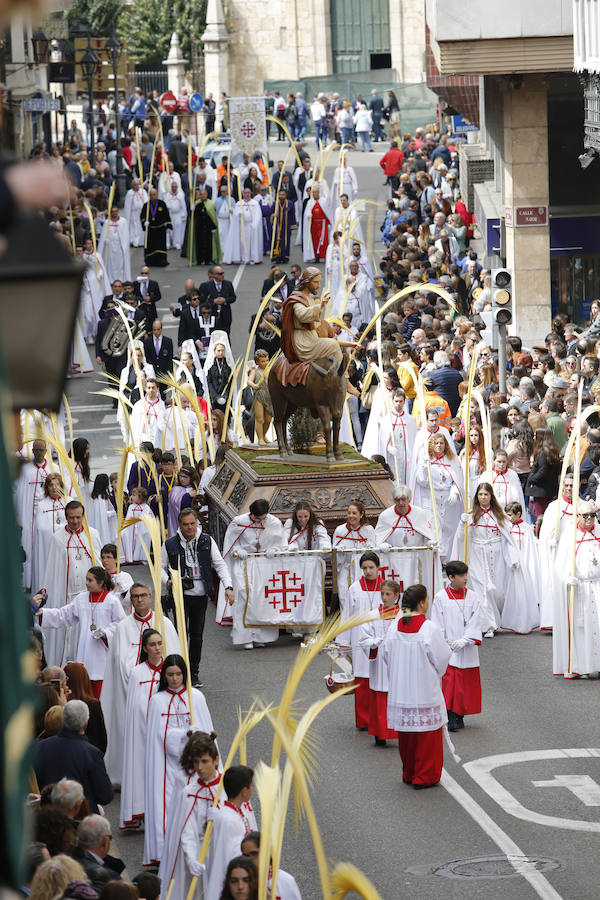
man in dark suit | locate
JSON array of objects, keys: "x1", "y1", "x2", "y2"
[
  {"x1": 133, "y1": 265, "x2": 161, "y2": 304},
  {"x1": 144, "y1": 319, "x2": 174, "y2": 378},
  {"x1": 98, "y1": 279, "x2": 124, "y2": 319},
  {"x1": 260, "y1": 267, "x2": 294, "y2": 299},
  {"x1": 177, "y1": 292, "x2": 202, "y2": 352},
  {"x1": 34, "y1": 700, "x2": 113, "y2": 814},
  {"x1": 69, "y1": 815, "x2": 123, "y2": 893},
  {"x1": 134, "y1": 294, "x2": 158, "y2": 334},
  {"x1": 199, "y1": 265, "x2": 236, "y2": 335},
  {"x1": 95, "y1": 301, "x2": 129, "y2": 407}
]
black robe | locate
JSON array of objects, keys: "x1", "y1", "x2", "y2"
[
  {"x1": 206, "y1": 358, "x2": 231, "y2": 409},
  {"x1": 141, "y1": 199, "x2": 172, "y2": 266}
]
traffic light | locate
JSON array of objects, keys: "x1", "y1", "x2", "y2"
[{"x1": 492, "y1": 267, "x2": 512, "y2": 326}]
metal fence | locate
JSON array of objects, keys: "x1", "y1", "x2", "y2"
[{"x1": 128, "y1": 67, "x2": 168, "y2": 96}]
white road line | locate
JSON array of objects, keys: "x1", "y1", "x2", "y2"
[
  {"x1": 441, "y1": 770, "x2": 563, "y2": 900},
  {"x1": 232, "y1": 263, "x2": 246, "y2": 291},
  {"x1": 464, "y1": 748, "x2": 600, "y2": 833},
  {"x1": 68, "y1": 404, "x2": 114, "y2": 413}
]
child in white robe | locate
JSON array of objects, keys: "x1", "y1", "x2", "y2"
[
  {"x1": 341, "y1": 551, "x2": 383, "y2": 732},
  {"x1": 33, "y1": 565, "x2": 125, "y2": 697},
  {"x1": 284, "y1": 503, "x2": 331, "y2": 639},
  {"x1": 120, "y1": 628, "x2": 163, "y2": 831},
  {"x1": 158, "y1": 730, "x2": 222, "y2": 899},
  {"x1": 241, "y1": 832, "x2": 303, "y2": 900},
  {"x1": 143, "y1": 654, "x2": 215, "y2": 866},
  {"x1": 430, "y1": 560, "x2": 483, "y2": 732},
  {"x1": 120, "y1": 487, "x2": 153, "y2": 564},
  {"x1": 88, "y1": 474, "x2": 118, "y2": 545},
  {"x1": 100, "y1": 543, "x2": 134, "y2": 614},
  {"x1": 479, "y1": 449, "x2": 525, "y2": 510},
  {"x1": 503, "y1": 502, "x2": 541, "y2": 634},
  {"x1": 357, "y1": 578, "x2": 401, "y2": 746},
  {"x1": 203, "y1": 765, "x2": 258, "y2": 900}
]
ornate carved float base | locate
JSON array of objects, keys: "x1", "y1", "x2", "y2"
[{"x1": 206, "y1": 443, "x2": 395, "y2": 544}]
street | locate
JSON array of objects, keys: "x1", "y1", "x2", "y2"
[{"x1": 64, "y1": 142, "x2": 600, "y2": 899}]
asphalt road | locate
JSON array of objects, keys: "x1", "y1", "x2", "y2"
[{"x1": 64, "y1": 141, "x2": 600, "y2": 899}]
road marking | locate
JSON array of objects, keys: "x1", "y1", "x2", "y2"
[
  {"x1": 441, "y1": 770, "x2": 563, "y2": 899},
  {"x1": 464, "y1": 749, "x2": 600, "y2": 832},
  {"x1": 532, "y1": 775, "x2": 600, "y2": 806},
  {"x1": 232, "y1": 263, "x2": 246, "y2": 291},
  {"x1": 68, "y1": 404, "x2": 113, "y2": 413}
]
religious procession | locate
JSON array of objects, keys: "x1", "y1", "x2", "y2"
[{"x1": 5, "y1": 2, "x2": 600, "y2": 894}]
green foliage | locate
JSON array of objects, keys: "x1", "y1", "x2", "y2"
[
  {"x1": 67, "y1": 0, "x2": 122, "y2": 36},
  {"x1": 119, "y1": 0, "x2": 208, "y2": 66},
  {"x1": 289, "y1": 409, "x2": 320, "y2": 455}
]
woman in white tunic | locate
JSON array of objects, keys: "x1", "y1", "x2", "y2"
[
  {"x1": 478, "y1": 448, "x2": 525, "y2": 511},
  {"x1": 31, "y1": 474, "x2": 66, "y2": 594},
  {"x1": 503, "y1": 502, "x2": 541, "y2": 634},
  {"x1": 332, "y1": 501, "x2": 376, "y2": 613},
  {"x1": 451, "y1": 483, "x2": 519, "y2": 636},
  {"x1": 459, "y1": 424, "x2": 487, "y2": 502},
  {"x1": 166, "y1": 181, "x2": 188, "y2": 250},
  {"x1": 221, "y1": 498, "x2": 285, "y2": 648},
  {"x1": 120, "y1": 628, "x2": 164, "y2": 830},
  {"x1": 552, "y1": 502, "x2": 600, "y2": 678},
  {"x1": 143, "y1": 654, "x2": 215, "y2": 866},
  {"x1": 124, "y1": 180, "x2": 148, "y2": 247},
  {"x1": 283, "y1": 502, "x2": 331, "y2": 552},
  {"x1": 88, "y1": 474, "x2": 117, "y2": 545},
  {"x1": 117, "y1": 342, "x2": 155, "y2": 443},
  {"x1": 33, "y1": 566, "x2": 125, "y2": 696},
  {"x1": 366, "y1": 388, "x2": 417, "y2": 486},
  {"x1": 413, "y1": 433, "x2": 463, "y2": 563}
]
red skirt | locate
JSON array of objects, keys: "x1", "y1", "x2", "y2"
[
  {"x1": 354, "y1": 676, "x2": 370, "y2": 729},
  {"x1": 398, "y1": 727, "x2": 443, "y2": 786},
  {"x1": 368, "y1": 689, "x2": 398, "y2": 740},
  {"x1": 442, "y1": 665, "x2": 481, "y2": 716}
]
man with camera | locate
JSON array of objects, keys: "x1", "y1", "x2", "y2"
[{"x1": 161, "y1": 509, "x2": 234, "y2": 687}]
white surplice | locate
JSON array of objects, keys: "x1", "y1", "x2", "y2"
[
  {"x1": 413, "y1": 453, "x2": 463, "y2": 562},
  {"x1": 331, "y1": 523, "x2": 376, "y2": 613},
  {"x1": 503, "y1": 519, "x2": 541, "y2": 634},
  {"x1": 15, "y1": 459, "x2": 49, "y2": 589},
  {"x1": 31, "y1": 495, "x2": 65, "y2": 595},
  {"x1": 478, "y1": 467, "x2": 525, "y2": 511},
  {"x1": 222, "y1": 198, "x2": 263, "y2": 264},
  {"x1": 203, "y1": 801, "x2": 258, "y2": 900},
  {"x1": 130, "y1": 396, "x2": 166, "y2": 449},
  {"x1": 552, "y1": 523, "x2": 600, "y2": 677},
  {"x1": 98, "y1": 215, "x2": 131, "y2": 283},
  {"x1": 538, "y1": 496, "x2": 573, "y2": 629},
  {"x1": 361, "y1": 408, "x2": 417, "y2": 485},
  {"x1": 431, "y1": 587, "x2": 482, "y2": 668},
  {"x1": 87, "y1": 496, "x2": 117, "y2": 546},
  {"x1": 124, "y1": 187, "x2": 148, "y2": 247},
  {"x1": 120, "y1": 659, "x2": 162, "y2": 827},
  {"x1": 120, "y1": 502, "x2": 153, "y2": 564},
  {"x1": 374, "y1": 504, "x2": 443, "y2": 602}
]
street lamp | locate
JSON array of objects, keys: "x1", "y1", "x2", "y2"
[
  {"x1": 80, "y1": 37, "x2": 99, "y2": 162},
  {"x1": 105, "y1": 32, "x2": 126, "y2": 206}
]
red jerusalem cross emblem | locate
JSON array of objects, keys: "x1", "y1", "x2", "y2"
[
  {"x1": 378, "y1": 565, "x2": 403, "y2": 590},
  {"x1": 240, "y1": 119, "x2": 257, "y2": 139},
  {"x1": 264, "y1": 570, "x2": 305, "y2": 613}
]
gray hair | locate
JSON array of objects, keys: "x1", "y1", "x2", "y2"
[
  {"x1": 77, "y1": 814, "x2": 111, "y2": 849},
  {"x1": 392, "y1": 485, "x2": 412, "y2": 502},
  {"x1": 50, "y1": 778, "x2": 84, "y2": 812},
  {"x1": 62, "y1": 700, "x2": 89, "y2": 733},
  {"x1": 433, "y1": 350, "x2": 450, "y2": 368}
]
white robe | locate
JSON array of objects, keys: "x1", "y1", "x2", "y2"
[
  {"x1": 31, "y1": 496, "x2": 65, "y2": 595},
  {"x1": 162, "y1": 407, "x2": 198, "y2": 454},
  {"x1": 42, "y1": 524, "x2": 102, "y2": 666},
  {"x1": 330, "y1": 165, "x2": 358, "y2": 212},
  {"x1": 80, "y1": 251, "x2": 109, "y2": 340},
  {"x1": 333, "y1": 272, "x2": 373, "y2": 328},
  {"x1": 220, "y1": 514, "x2": 284, "y2": 642},
  {"x1": 215, "y1": 195, "x2": 233, "y2": 247},
  {"x1": 87, "y1": 496, "x2": 117, "y2": 546},
  {"x1": 70, "y1": 313, "x2": 94, "y2": 374},
  {"x1": 222, "y1": 198, "x2": 263, "y2": 264},
  {"x1": 325, "y1": 242, "x2": 344, "y2": 298},
  {"x1": 158, "y1": 170, "x2": 182, "y2": 200},
  {"x1": 143, "y1": 687, "x2": 215, "y2": 865},
  {"x1": 381, "y1": 616, "x2": 451, "y2": 732},
  {"x1": 158, "y1": 772, "x2": 222, "y2": 900},
  {"x1": 552, "y1": 524, "x2": 600, "y2": 677},
  {"x1": 538, "y1": 496, "x2": 572, "y2": 629},
  {"x1": 130, "y1": 396, "x2": 166, "y2": 449},
  {"x1": 430, "y1": 587, "x2": 482, "y2": 669},
  {"x1": 413, "y1": 454, "x2": 463, "y2": 562},
  {"x1": 341, "y1": 577, "x2": 384, "y2": 677},
  {"x1": 301, "y1": 197, "x2": 331, "y2": 262},
  {"x1": 374, "y1": 504, "x2": 443, "y2": 602},
  {"x1": 479, "y1": 467, "x2": 525, "y2": 511},
  {"x1": 124, "y1": 188, "x2": 148, "y2": 246},
  {"x1": 101, "y1": 610, "x2": 181, "y2": 784},
  {"x1": 112, "y1": 570, "x2": 134, "y2": 614},
  {"x1": 451, "y1": 510, "x2": 519, "y2": 632},
  {"x1": 15, "y1": 459, "x2": 49, "y2": 589},
  {"x1": 167, "y1": 189, "x2": 188, "y2": 249},
  {"x1": 411, "y1": 426, "x2": 456, "y2": 478},
  {"x1": 503, "y1": 520, "x2": 541, "y2": 634},
  {"x1": 357, "y1": 608, "x2": 400, "y2": 692},
  {"x1": 40, "y1": 589, "x2": 125, "y2": 680},
  {"x1": 120, "y1": 502, "x2": 153, "y2": 564},
  {"x1": 283, "y1": 519, "x2": 331, "y2": 551},
  {"x1": 362, "y1": 409, "x2": 417, "y2": 485},
  {"x1": 203, "y1": 802, "x2": 258, "y2": 900},
  {"x1": 120, "y1": 659, "x2": 162, "y2": 827},
  {"x1": 98, "y1": 216, "x2": 131, "y2": 284},
  {"x1": 331, "y1": 523, "x2": 376, "y2": 612}
]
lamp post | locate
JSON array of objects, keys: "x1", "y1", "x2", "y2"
[
  {"x1": 80, "y1": 35, "x2": 99, "y2": 162},
  {"x1": 105, "y1": 32, "x2": 126, "y2": 206},
  {"x1": 31, "y1": 29, "x2": 52, "y2": 147}
]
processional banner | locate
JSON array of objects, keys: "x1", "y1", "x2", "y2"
[
  {"x1": 228, "y1": 96, "x2": 268, "y2": 160},
  {"x1": 244, "y1": 554, "x2": 325, "y2": 627}
]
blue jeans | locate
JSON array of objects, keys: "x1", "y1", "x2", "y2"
[
  {"x1": 341, "y1": 127, "x2": 353, "y2": 146},
  {"x1": 297, "y1": 116, "x2": 307, "y2": 138},
  {"x1": 314, "y1": 119, "x2": 325, "y2": 145},
  {"x1": 373, "y1": 115, "x2": 385, "y2": 141},
  {"x1": 357, "y1": 130, "x2": 372, "y2": 151}
]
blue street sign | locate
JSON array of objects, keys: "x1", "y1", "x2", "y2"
[
  {"x1": 451, "y1": 114, "x2": 479, "y2": 134},
  {"x1": 189, "y1": 92, "x2": 204, "y2": 112}
]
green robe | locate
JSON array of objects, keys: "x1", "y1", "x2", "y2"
[{"x1": 182, "y1": 198, "x2": 222, "y2": 265}]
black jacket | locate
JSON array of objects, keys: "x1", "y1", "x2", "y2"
[
  {"x1": 260, "y1": 276, "x2": 294, "y2": 299},
  {"x1": 178, "y1": 306, "x2": 203, "y2": 347},
  {"x1": 199, "y1": 279, "x2": 236, "y2": 333},
  {"x1": 525, "y1": 450, "x2": 561, "y2": 498},
  {"x1": 134, "y1": 300, "x2": 158, "y2": 333},
  {"x1": 34, "y1": 729, "x2": 113, "y2": 813},
  {"x1": 68, "y1": 846, "x2": 121, "y2": 893},
  {"x1": 207, "y1": 359, "x2": 231, "y2": 407},
  {"x1": 144, "y1": 334, "x2": 174, "y2": 374},
  {"x1": 133, "y1": 278, "x2": 161, "y2": 303}
]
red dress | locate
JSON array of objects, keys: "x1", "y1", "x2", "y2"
[{"x1": 310, "y1": 202, "x2": 330, "y2": 259}]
